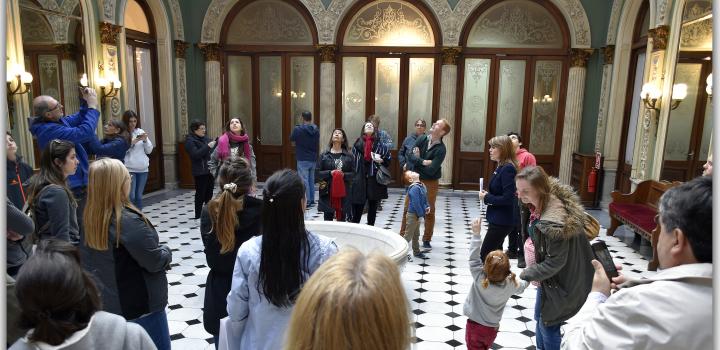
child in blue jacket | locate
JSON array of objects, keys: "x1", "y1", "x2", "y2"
[{"x1": 403, "y1": 170, "x2": 430, "y2": 259}]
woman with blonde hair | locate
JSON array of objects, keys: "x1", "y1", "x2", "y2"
[
  {"x1": 478, "y1": 135, "x2": 518, "y2": 261},
  {"x1": 81, "y1": 158, "x2": 172, "y2": 350},
  {"x1": 285, "y1": 248, "x2": 410, "y2": 350},
  {"x1": 201, "y1": 157, "x2": 261, "y2": 346}
]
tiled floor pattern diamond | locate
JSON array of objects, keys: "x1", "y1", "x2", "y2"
[{"x1": 140, "y1": 189, "x2": 657, "y2": 350}]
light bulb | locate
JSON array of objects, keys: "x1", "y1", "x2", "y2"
[
  {"x1": 672, "y1": 83, "x2": 687, "y2": 100},
  {"x1": 21, "y1": 72, "x2": 33, "y2": 84},
  {"x1": 79, "y1": 73, "x2": 88, "y2": 87},
  {"x1": 113, "y1": 80, "x2": 122, "y2": 89}
]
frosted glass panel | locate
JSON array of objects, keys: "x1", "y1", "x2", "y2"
[
  {"x1": 38, "y1": 55, "x2": 61, "y2": 101},
  {"x1": 226, "y1": 0, "x2": 312, "y2": 45},
  {"x1": 344, "y1": 0, "x2": 434, "y2": 47},
  {"x1": 228, "y1": 56, "x2": 253, "y2": 140},
  {"x1": 626, "y1": 52, "x2": 646, "y2": 163},
  {"x1": 664, "y1": 63, "x2": 701, "y2": 161},
  {"x1": 259, "y1": 56, "x2": 283, "y2": 145},
  {"x1": 290, "y1": 56, "x2": 315, "y2": 125},
  {"x1": 135, "y1": 47, "x2": 157, "y2": 145},
  {"x1": 699, "y1": 97, "x2": 712, "y2": 160},
  {"x1": 342, "y1": 57, "x2": 367, "y2": 138},
  {"x1": 529, "y1": 60, "x2": 562, "y2": 155},
  {"x1": 407, "y1": 58, "x2": 434, "y2": 138},
  {"x1": 460, "y1": 58, "x2": 491, "y2": 152},
  {"x1": 125, "y1": 45, "x2": 137, "y2": 113},
  {"x1": 467, "y1": 0, "x2": 563, "y2": 48},
  {"x1": 375, "y1": 57, "x2": 400, "y2": 149},
  {"x1": 495, "y1": 60, "x2": 525, "y2": 136}
]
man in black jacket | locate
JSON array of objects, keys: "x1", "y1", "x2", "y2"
[{"x1": 185, "y1": 120, "x2": 217, "y2": 219}]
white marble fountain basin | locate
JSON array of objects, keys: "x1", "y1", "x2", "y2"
[{"x1": 305, "y1": 221, "x2": 409, "y2": 270}]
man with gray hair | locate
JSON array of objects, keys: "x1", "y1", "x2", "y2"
[{"x1": 562, "y1": 176, "x2": 712, "y2": 349}]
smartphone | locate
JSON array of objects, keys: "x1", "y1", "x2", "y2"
[
  {"x1": 591, "y1": 241, "x2": 619, "y2": 279},
  {"x1": 479, "y1": 177, "x2": 484, "y2": 191}
]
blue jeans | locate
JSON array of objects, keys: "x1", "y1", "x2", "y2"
[
  {"x1": 129, "y1": 172, "x2": 149, "y2": 210},
  {"x1": 534, "y1": 288, "x2": 561, "y2": 350},
  {"x1": 130, "y1": 310, "x2": 171, "y2": 350},
  {"x1": 297, "y1": 161, "x2": 316, "y2": 204}
]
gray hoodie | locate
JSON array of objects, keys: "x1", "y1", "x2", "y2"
[
  {"x1": 9, "y1": 311, "x2": 156, "y2": 350},
  {"x1": 463, "y1": 235, "x2": 529, "y2": 327}
]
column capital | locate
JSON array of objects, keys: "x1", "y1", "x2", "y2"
[
  {"x1": 316, "y1": 45, "x2": 337, "y2": 63},
  {"x1": 99, "y1": 22, "x2": 122, "y2": 45},
  {"x1": 198, "y1": 43, "x2": 222, "y2": 61},
  {"x1": 648, "y1": 25, "x2": 670, "y2": 51},
  {"x1": 174, "y1": 40, "x2": 189, "y2": 59},
  {"x1": 569, "y1": 48, "x2": 594, "y2": 68},
  {"x1": 441, "y1": 47, "x2": 462, "y2": 65},
  {"x1": 602, "y1": 45, "x2": 615, "y2": 65},
  {"x1": 55, "y1": 44, "x2": 77, "y2": 60}
]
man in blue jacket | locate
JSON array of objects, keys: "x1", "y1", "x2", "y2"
[
  {"x1": 290, "y1": 111, "x2": 319, "y2": 207},
  {"x1": 29, "y1": 88, "x2": 100, "y2": 237}
]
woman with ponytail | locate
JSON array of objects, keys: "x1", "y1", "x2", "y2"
[
  {"x1": 208, "y1": 117, "x2": 256, "y2": 179},
  {"x1": 200, "y1": 157, "x2": 260, "y2": 345},
  {"x1": 10, "y1": 240, "x2": 155, "y2": 350},
  {"x1": 224, "y1": 169, "x2": 337, "y2": 350}
]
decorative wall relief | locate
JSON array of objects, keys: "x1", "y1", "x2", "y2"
[
  {"x1": 605, "y1": 0, "x2": 624, "y2": 45},
  {"x1": 225, "y1": 0, "x2": 312, "y2": 45},
  {"x1": 460, "y1": 58, "x2": 490, "y2": 152},
  {"x1": 680, "y1": 17, "x2": 713, "y2": 50},
  {"x1": 168, "y1": 0, "x2": 185, "y2": 40},
  {"x1": 648, "y1": 25, "x2": 670, "y2": 51},
  {"x1": 344, "y1": 1, "x2": 433, "y2": 46},
  {"x1": 38, "y1": 55, "x2": 61, "y2": 101},
  {"x1": 468, "y1": 0, "x2": 562, "y2": 48}
]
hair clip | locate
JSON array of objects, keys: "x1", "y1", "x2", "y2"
[
  {"x1": 223, "y1": 183, "x2": 237, "y2": 192},
  {"x1": 269, "y1": 197, "x2": 274, "y2": 203}
]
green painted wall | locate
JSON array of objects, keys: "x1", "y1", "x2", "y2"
[
  {"x1": 577, "y1": 0, "x2": 612, "y2": 154},
  {"x1": 180, "y1": 0, "x2": 212, "y2": 134}
]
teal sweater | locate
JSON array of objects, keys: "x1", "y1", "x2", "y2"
[{"x1": 407, "y1": 135, "x2": 446, "y2": 180}]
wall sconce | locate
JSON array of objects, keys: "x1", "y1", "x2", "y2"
[
  {"x1": 706, "y1": 73, "x2": 713, "y2": 97},
  {"x1": 96, "y1": 76, "x2": 121, "y2": 110},
  {"x1": 6, "y1": 64, "x2": 33, "y2": 130},
  {"x1": 669, "y1": 83, "x2": 687, "y2": 110},
  {"x1": 640, "y1": 82, "x2": 686, "y2": 112},
  {"x1": 290, "y1": 90, "x2": 306, "y2": 99}
]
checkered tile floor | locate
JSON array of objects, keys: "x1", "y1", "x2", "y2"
[{"x1": 141, "y1": 189, "x2": 656, "y2": 350}]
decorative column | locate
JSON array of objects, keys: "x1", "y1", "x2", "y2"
[
  {"x1": 6, "y1": 0, "x2": 34, "y2": 165},
  {"x1": 558, "y1": 48, "x2": 593, "y2": 184},
  {"x1": 199, "y1": 43, "x2": 223, "y2": 138},
  {"x1": 596, "y1": 45, "x2": 616, "y2": 208},
  {"x1": 317, "y1": 45, "x2": 336, "y2": 148},
  {"x1": 439, "y1": 47, "x2": 461, "y2": 187},
  {"x1": 57, "y1": 44, "x2": 80, "y2": 114},
  {"x1": 99, "y1": 21, "x2": 123, "y2": 121},
  {"x1": 174, "y1": 40, "x2": 190, "y2": 137}
]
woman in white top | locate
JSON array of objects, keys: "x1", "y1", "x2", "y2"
[{"x1": 122, "y1": 110, "x2": 153, "y2": 210}]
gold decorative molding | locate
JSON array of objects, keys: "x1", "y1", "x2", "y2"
[
  {"x1": 441, "y1": 47, "x2": 462, "y2": 65},
  {"x1": 55, "y1": 44, "x2": 77, "y2": 60},
  {"x1": 197, "y1": 43, "x2": 221, "y2": 62},
  {"x1": 569, "y1": 48, "x2": 594, "y2": 67},
  {"x1": 174, "y1": 40, "x2": 189, "y2": 59},
  {"x1": 99, "y1": 22, "x2": 122, "y2": 45},
  {"x1": 649, "y1": 25, "x2": 670, "y2": 51},
  {"x1": 603, "y1": 45, "x2": 615, "y2": 65},
  {"x1": 316, "y1": 45, "x2": 336, "y2": 63}
]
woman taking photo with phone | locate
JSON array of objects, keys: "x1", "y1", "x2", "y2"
[
  {"x1": 122, "y1": 110, "x2": 153, "y2": 210},
  {"x1": 514, "y1": 166, "x2": 593, "y2": 350}
]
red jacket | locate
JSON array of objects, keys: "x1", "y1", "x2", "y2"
[{"x1": 516, "y1": 148, "x2": 537, "y2": 169}]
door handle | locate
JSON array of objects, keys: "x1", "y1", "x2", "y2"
[
  {"x1": 256, "y1": 136, "x2": 262, "y2": 144},
  {"x1": 687, "y1": 151, "x2": 694, "y2": 160}
]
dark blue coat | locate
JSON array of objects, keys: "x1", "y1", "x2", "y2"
[
  {"x1": 86, "y1": 136, "x2": 130, "y2": 162},
  {"x1": 484, "y1": 162, "x2": 517, "y2": 226},
  {"x1": 290, "y1": 123, "x2": 319, "y2": 162}
]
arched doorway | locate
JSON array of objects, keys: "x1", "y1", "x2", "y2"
[
  {"x1": 615, "y1": 1, "x2": 649, "y2": 193},
  {"x1": 336, "y1": 0, "x2": 442, "y2": 185},
  {"x1": 454, "y1": 0, "x2": 571, "y2": 189},
  {"x1": 220, "y1": 0, "x2": 319, "y2": 181},
  {"x1": 123, "y1": 0, "x2": 165, "y2": 192}
]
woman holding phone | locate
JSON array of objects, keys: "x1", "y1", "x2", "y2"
[
  {"x1": 514, "y1": 166, "x2": 593, "y2": 350},
  {"x1": 123, "y1": 110, "x2": 154, "y2": 210}
]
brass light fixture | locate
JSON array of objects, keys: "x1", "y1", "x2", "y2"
[
  {"x1": 97, "y1": 75, "x2": 122, "y2": 110},
  {"x1": 640, "y1": 82, "x2": 686, "y2": 112},
  {"x1": 6, "y1": 64, "x2": 33, "y2": 130}
]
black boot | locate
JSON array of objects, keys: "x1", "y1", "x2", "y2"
[{"x1": 517, "y1": 253, "x2": 527, "y2": 268}]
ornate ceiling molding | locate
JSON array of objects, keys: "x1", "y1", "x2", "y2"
[
  {"x1": 604, "y1": 0, "x2": 624, "y2": 45},
  {"x1": 648, "y1": 25, "x2": 670, "y2": 51},
  {"x1": 316, "y1": 44, "x2": 337, "y2": 63},
  {"x1": 441, "y1": 47, "x2": 461, "y2": 65},
  {"x1": 99, "y1": 21, "x2": 122, "y2": 45},
  {"x1": 174, "y1": 40, "x2": 189, "y2": 59},
  {"x1": 168, "y1": 0, "x2": 185, "y2": 40},
  {"x1": 569, "y1": 48, "x2": 593, "y2": 67}
]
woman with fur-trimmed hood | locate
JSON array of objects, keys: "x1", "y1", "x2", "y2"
[{"x1": 515, "y1": 166, "x2": 594, "y2": 350}]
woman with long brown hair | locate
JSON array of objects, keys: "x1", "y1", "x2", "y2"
[
  {"x1": 349, "y1": 121, "x2": 391, "y2": 226},
  {"x1": 208, "y1": 117, "x2": 256, "y2": 179},
  {"x1": 315, "y1": 128, "x2": 355, "y2": 221},
  {"x1": 200, "y1": 157, "x2": 261, "y2": 346},
  {"x1": 478, "y1": 135, "x2": 518, "y2": 261},
  {"x1": 85, "y1": 119, "x2": 130, "y2": 162},
  {"x1": 81, "y1": 158, "x2": 172, "y2": 350}
]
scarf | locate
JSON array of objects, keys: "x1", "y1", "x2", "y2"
[
  {"x1": 330, "y1": 170, "x2": 346, "y2": 220},
  {"x1": 217, "y1": 131, "x2": 251, "y2": 163},
  {"x1": 363, "y1": 135, "x2": 374, "y2": 161}
]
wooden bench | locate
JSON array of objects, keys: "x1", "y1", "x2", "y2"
[{"x1": 607, "y1": 180, "x2": 681, "y2": 271}]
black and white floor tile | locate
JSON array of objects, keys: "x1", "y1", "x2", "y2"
[{"x1": 140, "y1": 189, "x2": 657, "y2": 350}]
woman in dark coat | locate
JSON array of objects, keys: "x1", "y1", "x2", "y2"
[
  {"x1": 349, "y1": 121, "x2": 391, "y2": 226},
  {"x1": 185, "y1": 120, "x2": 217, "y2": 219},
  {"x1": 200, "y1": 157, "x2": 261, "y2": 345},
  {"x1": 85, "y1": 119, "x2": 130, "y2": 161},
  {"x1": 316, "y1": 128, "x2": 355, "y2": 221}
]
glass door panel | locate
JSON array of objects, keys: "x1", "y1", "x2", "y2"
[
  {"x1": 134, "y1": 47, "x2": 157, "y2": 146},
  {"x1": 38, "y1": 55, "x2": 61, "y2": 102},
  {"x1": 342, "y1": 57, "x2": 367, "y2": 137},
  {"x1": 406, "y1": 57, "x2": 435, "y2": 137},
  {"x1": 460, "y1": 58, "x2": 491, "y2": 152},
  {"x1": 125, "y1": 45, "x2": 137, "y2": 113},
  {"x1": 529, "y1": 60, "x2": 563, "y2": 155},
  {"x1": 290, "y1": 56, "x2": 315, "y2": 125},
  {"x1": 259, "y1": 56, "x2": 283, "y2": 146},
  {"x1": 699, "y1": 97, "x2": 712, "y2": 161},
  {"x1": 375, "y1": 57, "x2": 401, "y2": 150},
  {"x1": 495, "y1": 60, "x2": 525, "y2": 135},
  {"x1": 663, "y1": 63, "x2": 701, "y2": 161},
  {"x1": 227, "y1": 56, "x2": 253, "y2": 139}
]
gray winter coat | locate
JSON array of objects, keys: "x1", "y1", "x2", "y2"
[{"x1": 519, "y1": 178, "x2": 594, "y2": 326}]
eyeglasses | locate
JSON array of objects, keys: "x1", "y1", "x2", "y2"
[
  {"x1": 48, "y1": 102, "x2": 62, "y2": 112},
  {"x1": 415, "y1": 123, "x2": 425, "y2": 127}
]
